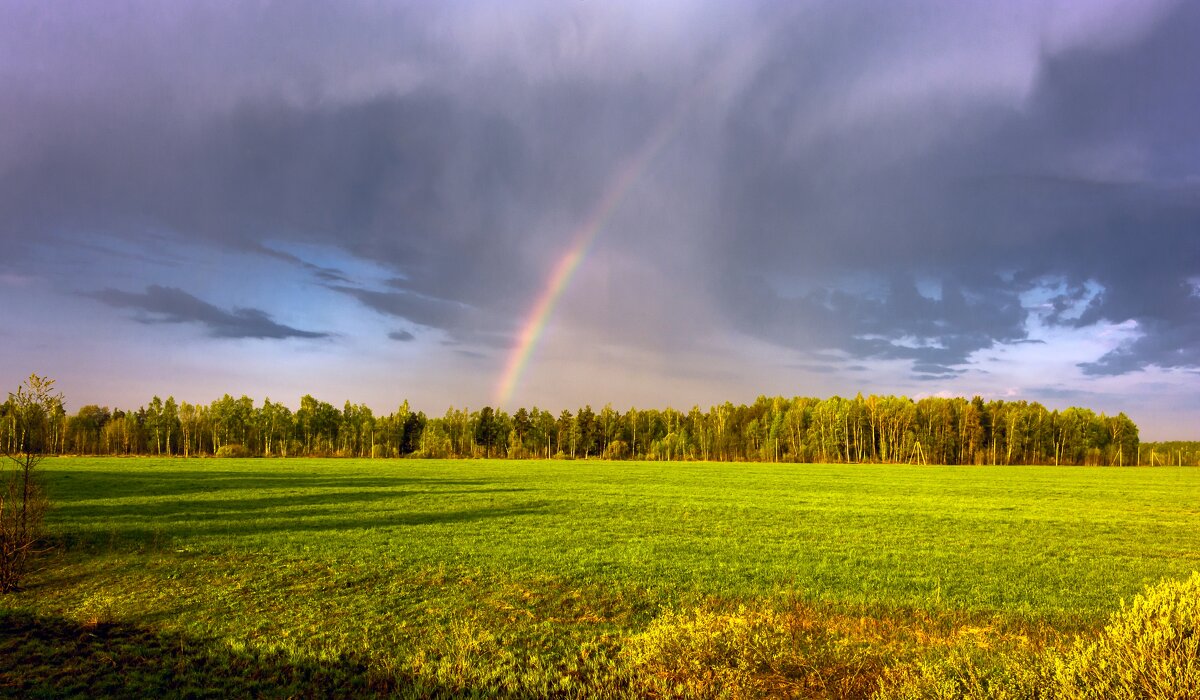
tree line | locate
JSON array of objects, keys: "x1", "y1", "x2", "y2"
[
  {"x1": 0, "y1": 389, "x2": 1176, "y2": 466},
  {"x1": 1138, "y1": 441, "x2": 1200, "y2": 467}
]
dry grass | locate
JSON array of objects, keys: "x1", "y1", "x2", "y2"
[
  {"x1": 624, "y1": 601, "x2": 1055, "y2": 699},
  {"x1": 626, "y1": 573, "x2": 1200, "y2": 699},
  {"x1": 872, "y1": 572, "x2": 1200, "y2": 700}
]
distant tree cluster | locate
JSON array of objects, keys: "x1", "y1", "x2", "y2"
[
  {"x1": 0, "y1": 391, "x2": 1165, "y2": 466},
  {"x1": 1138, "y1": 441, "x2": 1200, "y2": 467}
]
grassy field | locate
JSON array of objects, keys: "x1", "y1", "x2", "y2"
[{"x1": 3, "y1": 458, "x2": 1199, "y2": 697}]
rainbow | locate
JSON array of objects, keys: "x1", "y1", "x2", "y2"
[{"x1": 493, "y1": 107, "x2": 684, "y2": 407}]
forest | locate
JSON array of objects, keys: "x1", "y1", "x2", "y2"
[{"x1": 3, "y1": 390, "x2": 1184, "y2": 467}]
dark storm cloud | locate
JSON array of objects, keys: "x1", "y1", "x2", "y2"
[
  {"x1": 0, "y1": 43, "x2": 545, "y2": 337},
  {"x1": 388, "y1": 330, "x2": 416, "y2": 342},
  {"x1": 1003, "y1": 0, "x2": 1200, "y2": 373},
  {"x1": 2, "y1": 0, "x2": 1198, "y2": 380},
  {"x1": 709, "y1": 0, "x2": 1200, "y2": 376},
  {"x1": 0, "y1": 28, "x2": 676, "y2": 344},
  {"x1": 89, "y1": 286, "x2": 329, "y2": 339}
]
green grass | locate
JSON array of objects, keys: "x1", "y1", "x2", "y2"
[{"x1": 4, "y1": 458, "x2": 1199, "y2": 697}]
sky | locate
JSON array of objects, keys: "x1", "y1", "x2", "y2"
[{"x1": 2, "y1": 0, "x2": 1198, "y2": 439}]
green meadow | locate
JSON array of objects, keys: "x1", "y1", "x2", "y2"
[{"x1": 4, "y1": 458, "x2": 1200, "y2": 697}]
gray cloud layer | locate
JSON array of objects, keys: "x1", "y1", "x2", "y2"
[{"x1": 3, "y1": 1, "x2": 1198, "y2": 379}]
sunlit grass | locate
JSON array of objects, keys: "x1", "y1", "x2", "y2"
[{"x1": 4, "y1": 458, "x2": 1199, "y2": 697}]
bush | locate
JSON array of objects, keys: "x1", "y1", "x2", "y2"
[
  {"x1": 214, "y1": 444, "x2": 252, "y2": 458},
  {"x1": 626, "y1": 606, "x2": 880, "y2": 699},
  {"x1": 872, "y1": 646, "x2": 1049, "y2": 700},
  {"x1": 1053, "y1": 571, "x2": 1200, "y2": 700},
  {"x1": 874, "y1": 573, "x2": 1200, "y2": 700}
]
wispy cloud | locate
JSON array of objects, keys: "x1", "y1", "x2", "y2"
[{"x1": 89, "y1": 285, "x2": 329, "y2": 340}]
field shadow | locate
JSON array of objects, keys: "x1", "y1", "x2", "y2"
[
  {"x1": 53, "y1": 487, "x2": 531, "y2": 521},
  {"x1": 44, "y1": 468, "x2": 492, "y2": 503},
  {"x1": 41, "y1": 468, "x2": 551, "y2": 552},
  {"x1": 0, "y1": 609, "x2": 468, "y2": 699},
  {"x1": 48, "y1": 501, "x2": 556, "y2": 553}
]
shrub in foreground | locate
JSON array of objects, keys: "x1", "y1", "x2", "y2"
[
  {"x1": 1, "y1": 374, "x2": 58, "y2": 593},
  {"x1": 874, "y1": 572, "x2": 1200, "y2": 700},
  {"x1": 872, "y1": 646, "x2": 1049, "y2": 700},
  {"x1": 625, "y1": 605, "x2": 881, "y2": 699},
  {"x1": 214, "y1": 444, "x2": 252, "y2": 458},
  {"x1": 1052, "y1": 571, "x2": 1200, "y2": 700}
]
